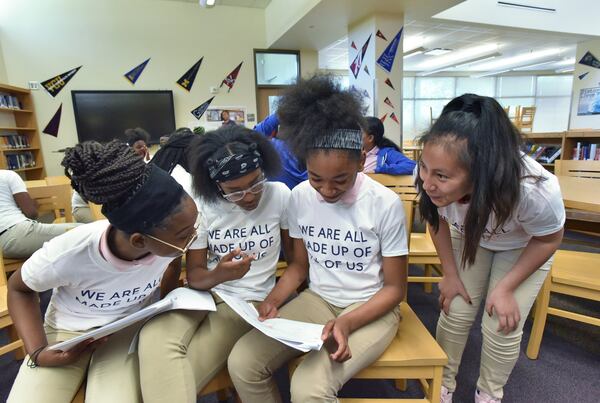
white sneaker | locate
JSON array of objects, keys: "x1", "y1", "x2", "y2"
[
  {"x1": 440, "y1": 385, "x2": 453, "y2": 403},
  {"x1": 475, "y1": 389, "x2": 501, "y2": 403}
]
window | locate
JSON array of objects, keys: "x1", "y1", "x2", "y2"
[{"x1": 254, "y1": 51, "x2": 300, "y2": 86}]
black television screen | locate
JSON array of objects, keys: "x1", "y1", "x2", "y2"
[{"x1": 71, "y1": 90, "x2": 176, "y2": 145}]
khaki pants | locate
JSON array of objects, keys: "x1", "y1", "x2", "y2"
[
  {"x1": 437, "y1": 231, "x2": 551, "y2": 399},
  {"x1": 8, "y1": 324, "x2": 143, "y2": 403},
  {"x1": 0, "y1": 220, "x2": 78, "y2": 258},
  {"x1": 138, "y1": 296, "x2": 256, "y2": 403},
  {"x1": 227, "y1": 289, "x2": 400, "y2": 403}
]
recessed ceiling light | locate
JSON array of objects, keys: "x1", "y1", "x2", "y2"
[
  {"x1": 403, "y1": 47, "x2": 427, "y2": 59},
  {"x1": 424, "y1": 48, "x2": 453, "y2": 56}
]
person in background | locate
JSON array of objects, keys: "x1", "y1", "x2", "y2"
[
  {"x1": 150, "y1": 128, "x2": 196, "y2": 199},
  {"x1": 361, "y1": 116, "x2": 416, "y2": 175},
  {"x1": 71, "y1": 191, "x2": 94, "y2": 224},
  {"x1": 220, "y1": 110, "x2": 236, "y2": 127},
  {"x1": 253, "y1": 113, "x2": 307, "y2": 189},
  {"x1": 0, "y1": 169, "x2": 78, "y2": 258},
  {"x1": 125, "y1": 127, "x2": 151, "y2": 162}
]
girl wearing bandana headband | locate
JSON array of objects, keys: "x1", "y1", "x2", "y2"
[
  {"x1": 8, "y1": 140, "x2": 198, "y2": 403},
  {"x1": 228, "y1": 75, "x2": 409, "y2": 402},
  {"x1": 138, "y1": 125, "x2": 292, "y2": 402}
]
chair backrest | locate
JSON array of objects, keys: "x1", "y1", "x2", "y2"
[
  {"x1": 0, "y1": 251, "x2": 6, "y2": 287},
  {"x1": 27, "y1": 184, "x2": 74, "y2": 222},
  {"x1": 555, "y1": 160, "x2": 600, "y2": 179},
  {"x1": 516, "y1": 106, "x2": 536, "y2": 132},
  {"x1": 402, "y1": 200, "x2": 414, "y2": 250},
  {"x1": 367, "y1": 174, "x2": 418, "y2": 201},
  {"x1": 45, "y1": 175, "x2": 71, "y2": 186},
  {"x1": 24, "y1": 180, "x2": 46, "y2": 188}
]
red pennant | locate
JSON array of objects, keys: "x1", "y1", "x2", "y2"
[
  {"x1": 384, "y1": 77, "x2": 395, "y2": 90},
  {"x1": 384, "y1": 97, "x2": 394, "y2": 109},
  {"x1": 43, "y1": 104, "x2": 62, "y2": 137},
  {"x1": 376, "y1": 30, "x2": 387, "y2": 41},
  {"x1": 380, "y1": 113, "x2": 387, "y2": 123},
  {"x1": 390, "y1": 112, "x2": 400, "y2": 124},
  {"x1": 360, "y1": 34, "x2": 371, "y2": 60},
  {"x1": 351, "y1": 41, "x2": 357, "y2": 50},
  {"x1": 220, "y1": 62, "x2": 243, "y2": 92}
]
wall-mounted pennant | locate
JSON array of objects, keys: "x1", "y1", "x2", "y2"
[
  {"x1": 364, "y1": 65, "x2": 370, "y2": 76},
  {"x1": 384, "y1": 77, "x2": 395, "y2": 90},
  {"x1": 220, "y1": 62, "x2": 243, "y2": 92},
  {"x1": 579, "y1": 51, "x2": 600, "y2": 69},
  {"x1": 377, "y1": 27, "x2": 403, "y2": 73},
  {"x1": 191, "y1": 96, "x2": 215, "y2": 120},
  {"x1": 380, "y1": 113, "x2": 387, "y2": 123},
  {"x1": 43, "y1": 104, "x2": 62, "y2": 137},
  {"x1": 579, "y1": 72, "x2": 589, "y2": 80},
  {"x1": 177, "y1": 57, "x2": 203, "y2": 92},
  {"x1": 349, "y1": 34, "x2": 372, "y2": 79},
  {"x1": 41, "y1": 66, "x2": 82, "y2": 98},
  {"x1": 384, "y1": 97, "x2": 394, "y2": 109},
  {"x1": 376, "y1": 30, "x2": 387, "y2": 41},
  {"x1": 351, "y1": 41, "x2": 357, "y2": 50},
  {"x1": 390, "y1": 112, "x2": 400, "y2": 124},
  {"x1": 125, "y1": 58, "x2": 150, "y2": 85}
]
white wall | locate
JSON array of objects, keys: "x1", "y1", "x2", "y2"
[
  {"x1": 0, "y1": 0, "x2": 266, "y2": 175},
  {"x1": 0, "y1": 39, "x2": 7, "y2": 83},
  {"x1": 569, "y1": 38, "x2": 600, "y2": 130}
]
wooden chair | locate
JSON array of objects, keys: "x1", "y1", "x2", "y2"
[
  {"x1": 28, "y1": 184, "x2": 74, "y2": 223},
  {"x1": 45, "y1": 175, "x2": 71, "y2": 186},
  {"x1": 515, "y1": 106, "x2": 536, "y2": 132},
  {"x1": 367, "y1": 174, "x2": 417, "y2": 202},
  {"x1": 526, "y1": 250, "x2": 600, "y2": 359},
  {"x1": 0, "y1": 251, "x2": 26, "y2": 359}
]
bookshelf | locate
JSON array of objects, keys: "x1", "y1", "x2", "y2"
[
  {"x1": 523, "y1": 132, "x2": 564, "y2": 172},
  {"x1": 0, "y1": 83, "x2": 45, "y2": 179},
  {"x1": 562, "y1": 130, "x2": 600, "y2": 162}
]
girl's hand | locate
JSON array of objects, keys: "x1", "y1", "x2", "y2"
[
  {"x1": 486, "y1": 287, "x2": 520, "y2": 334},
  {"x1": 215, "y1": 248, "x2": 255, "y2": 282},
  {"x1": 257, "y1": 300, "x2": 278, "y2": 321},
  {"x1": 438, "y1": 273, "x2": 472, "y2": 315},
  {"x1": 321, "y1": 316, "x2": 352, "y2": 362},
  {"x1": 36, "y1": 337, "x2": 109, "y2": 367}
]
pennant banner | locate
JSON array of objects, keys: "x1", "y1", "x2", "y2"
[
  {"x1": 384, "y1": 97, "x2": 394, "y2": 109},
  {"x1": 41, "y1": 66, "x2": 82, "y2": 98},
  {"x1": 220, "y1": 62, "x2": 243, "y2": 92},
  {"x1": 125, "y1": 58, "x2": 150, "y2": 85},
  {"x1": 380, "y1": 113, "x2": 387, "y2": 123},
  {"x1": 349, "y1": 35, "x2": 372, "y2": 79},
  {"x1": 376, "y1": 30, "x2": 387, "y2": 41},
  {"x1": 384, "y1": 77, "x2": 395, "y2": 90},
  {"x1": 43, "y1": 104, "x2": 62, "y2": 137},
  {"x1": 351, "y1": 41, "x2": 357, "y2": 50},
  {"x1": 578, "y1": 72, "x2": 589, "y2": 80},
  {"x1": 377, "y1": 27, "x2": 403, "y2": 73},
  {"x1": 177, "y1": 57, "x2": 203, "y2": 92},
  {"x1": 364, "y1": 65, "x2": 370, "y2": 76},
  {"x1": 579, "y1": 51, "x2": 600, "y2": 69},
  {"x1": 191, "y1": 96, "x2": 215, "y2": 120},
  {"x1": 390, "y1": 112, "x2": 400, "y2": 124}
]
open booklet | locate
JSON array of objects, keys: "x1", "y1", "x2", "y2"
[
  {"x1": 49, "y1": 288, "x2": 216, "y2": 352},
  {"x1": 215, "y1": 291, "x2": 324, "y2": 352}
]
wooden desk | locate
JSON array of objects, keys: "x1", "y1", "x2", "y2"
[
  {"x1": 402, "y1": 145, "x2": 422, "y2": 161},
  {"x1": 557, "y1": 176, "x2": 600, "y2": 213}
]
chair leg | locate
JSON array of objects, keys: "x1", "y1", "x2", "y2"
[
  {"x1": 427, "y1": 366, "x2": 443, "y2": 403},
  {"x1": 526, "y1": 274, "x2": 551, "y2": 360},
  {"x1": 395, "y1": 379, "x2": 407, "y2": 391},
  {"x1": 423, "y1": 265, "x2": 433, "y2": 293}
]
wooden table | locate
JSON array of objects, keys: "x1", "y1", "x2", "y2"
[
  {"x1": 557, "y1": 176, "x2": 600, "y2": 213},
  {"x1": 402, "y1": 145, "x2": 422, "y2": 161}
]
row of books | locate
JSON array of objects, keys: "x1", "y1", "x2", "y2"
[
  {"x1": 572, "y1": 142, "x2": 600, "y2": 160},
  {"x1": 5, "y1": 151, "x2": 36, "y2": 170},
  {"x1": 1, "y1": 134, "x2": 31, "y2": 149},
  {"x1": 0, "y1": 92, "x2": 21, "y2": 110},
  {"x1": 522, "y1": 144, "x2": 562, "y2": 164}
]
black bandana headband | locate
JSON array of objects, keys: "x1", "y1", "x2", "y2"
[
  {"x1": 311, "y1": 129, "x2": 363, "y2": 150},
  {"x1": 208, "y1": 150, "x2": 263, "y2": 182},
  {"x1": 103, "y1": 165, "x2": 184, "y2": 233}
]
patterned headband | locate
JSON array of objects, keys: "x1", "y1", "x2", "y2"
[
  {"x1": 310, "y1": 129, "x2": 363, "y2": 150},
  {"x1": 208, "y1": 150, "x2": 263, "y2": 182}
]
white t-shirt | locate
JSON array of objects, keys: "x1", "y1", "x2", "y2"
[
  {"x1": 190, "y1": 182, "x2": 290, "y2": 301},
  {"x1": 288, "y1": 175, "x2": 409, "y2": 308},
  {"x1": 170, "y1": 164, "x2": 200, "y2": 209},
  {"x1": 438, "y1": 155, "x2": 565, "y2": 254},
  {"x1": 71, "y1": 191, "x2": 88, "y2": 209},
  {"x1": 21, "y1": 220, "x2": 174, "y2": 331},
  {"x1": 0, "y1": 170, "x2": 28, "y2": 233}
]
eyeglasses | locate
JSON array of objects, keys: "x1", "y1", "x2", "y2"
[
  {"x1": 219, "y1": 176, "x2": 267, "y2": 202},
  {"x1": 144, "y1": 224, "x2": 199, "y2": 256}
]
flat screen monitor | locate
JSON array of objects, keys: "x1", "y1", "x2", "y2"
[{"x1": 71, "y1": 90, "x2": 176, "y2": 145}]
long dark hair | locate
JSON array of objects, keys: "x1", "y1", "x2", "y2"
[
  {"x1": 362, "y1": 116, "x2": 400, "y2": 151},
  {"x1": 416, "y1": 93, "x2": 524, "y2": 267},
  {"x1": 150, "y1": 128, "x2": 195, "y2": 174}
]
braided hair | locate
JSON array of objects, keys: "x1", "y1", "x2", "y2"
[
  {"x1": 150, "y1": 128, "x2": 195, "y2": 174},
  {"x1": 61, "y1": 140, "x2": 149, "y2": 213}
]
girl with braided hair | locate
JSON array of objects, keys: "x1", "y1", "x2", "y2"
[
  {"x1": 138, "y1": 124, "x2": 292, "y2": 403},
  {"x1": 7, "y1": 140, "x2": 198, "y2": 403},
  {"x1": 227, "y1": 75, "x2": 408, "y2": 402}
]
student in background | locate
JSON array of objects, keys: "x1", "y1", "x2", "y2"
[
  {"x1": 7, "y1": 140, "x2": 198, "y2": 403},
  {"x1": 138, "y1": 125, "x2": 292, "y2": 403},
  {"x1": 227, "y1": 75, "x2": 408, "y2": 402},
  {"x1": 125, "y1": 127, "x2": 151, "y2": 161},
  {"x1": 220, "y1": 110, "x2": 236, "y2": 127},
  {"x1": 254, "y1": 113, "x2": 307, "y2": 189},
  {"x1": 71, "y1": 190, "x2": 94, "y2": 223},
  {"x1": 361, "y1": 116, "x2": 416, "y2": 175},
  {"x1": 416, "y1": 94, "x2": 564, "y2": 403},
  {"x1": 0, "y1": 169, "x2": 78, "y2": 258}
]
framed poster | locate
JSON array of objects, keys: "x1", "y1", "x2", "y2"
[
  {"x1": 204, "y1": 106, "x2": 247, "y2": 130},
  {"x1": 577, "y1": 87, "x2": 600, "y2": 116}
]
